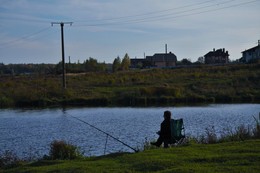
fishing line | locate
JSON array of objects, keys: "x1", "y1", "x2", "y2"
[{"x1": 67, "y1": 113, "x2": 139, "y2": 153}]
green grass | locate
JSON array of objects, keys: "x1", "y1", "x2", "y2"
[
  {"x1": 0, "y1": 64, "x2": 260, "y2": 107},
  {"x1": 2, "y1": 140, "x2": 260, "y2": 173}
]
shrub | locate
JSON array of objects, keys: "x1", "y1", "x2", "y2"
[
  {"x1": 219, "y1": 127, "x2": 236, "y2": 142},
  {"x1": 197, "y1": 126, "x2": 218, "y2": 144},
  {"x1": 253, "y1": 114, "x2": 260, "y2": 139},
  {"x1": 0, "y1": 150, "x2": 22, "y2": 168},
  {"x1": 0, "y1": 96, "x2": 14, "y2": 107},
  {"x1": 235, "y1": 125, "x2": 251, "y2": 141},
  {"x1": 49, "y1": 140, "x2": 83, "y2": 160}
]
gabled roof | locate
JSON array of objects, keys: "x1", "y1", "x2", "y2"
[
  {"x1": 242, "y1": 45, "x2": 260, "y2": 53},
  {"x1": 146, "y1": 52, "x2": 177, "y2": 62}
]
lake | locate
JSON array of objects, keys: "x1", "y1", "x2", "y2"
[{"x1": 0, "y1": 104, "x2": 259, "y2": 159}]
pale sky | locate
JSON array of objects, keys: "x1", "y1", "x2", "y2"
[{"x1": 0, "y1": 0, "x2": 260, "y2": 64}]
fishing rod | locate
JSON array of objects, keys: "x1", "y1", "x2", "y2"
[{"x1": 69, "y1": 114, "x2": 139, "y2": 153}]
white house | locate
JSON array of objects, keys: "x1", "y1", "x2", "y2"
[{"x1": 241, "y1": 40, "x2": 260, "y2": 63}]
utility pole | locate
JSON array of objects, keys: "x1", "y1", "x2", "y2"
[{"x1": 51, "y1": 22, "x2": 72, "y2": 89}]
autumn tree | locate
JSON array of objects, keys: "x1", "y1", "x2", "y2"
[
  {"x1": 121, "y1": 53, "x2": 130, "y2": 71},
  {"x1": 112, "y1": 56, "x2": 121, "y2": 72}
]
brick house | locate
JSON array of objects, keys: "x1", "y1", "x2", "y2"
[
  {"x1": 204, "y1": 48, "x2": 229, "y2": 64},
  {"x1": 131, "y1": 52, "x2": 177, "y2": 68},
  {"x1": 146, "y1": 52, "x2": 177, "y2": 68}
]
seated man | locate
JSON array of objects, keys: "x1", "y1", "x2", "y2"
[{"x1": 151, "y1": 110, "x2": 172, "y2": 148}]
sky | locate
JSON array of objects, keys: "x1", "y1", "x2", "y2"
[{"x1": 0, "y1": 0, "x2": 260, "y2": 64}]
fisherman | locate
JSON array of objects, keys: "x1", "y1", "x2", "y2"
[{"x1": 151, "y1": 110, "x2": 172, "y2": 148}]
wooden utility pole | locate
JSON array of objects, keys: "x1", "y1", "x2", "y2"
[{"x1": 51, "y1": 22, "x2": 72, "y2": 89}]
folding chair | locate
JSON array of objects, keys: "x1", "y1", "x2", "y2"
[{"x1": 170, "y1": 118, "x2": 185, "y2": 145}]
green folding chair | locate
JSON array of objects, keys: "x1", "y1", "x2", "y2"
[{"x1": 170, "y1": 119, "x2": 185, "y2": 145}]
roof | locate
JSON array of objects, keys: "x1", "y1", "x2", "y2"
[
  {"x1": 242, "y1": 45, "x2": 260, "y2": 53},
  {"x1": 204, "y1": 48, "x2": 229, "y2": 57},
  {"x1": 146, "y1": 52, "x2": 177, "y2": 62},
  {"x1": 130, "y1": 58, "x2": 146, "y2": 62}
]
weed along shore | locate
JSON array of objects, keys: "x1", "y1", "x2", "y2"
[
  {"x1": 0, "y1": 64, "x2": 259, "y2": 108},
  {"x1": 1, "y1": 139, "x2": 260, "y2": 173}
]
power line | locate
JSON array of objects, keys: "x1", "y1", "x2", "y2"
[
  {"x1": 106, "y1": 0, "x2": 237, "y2": 25},
  {"x1": 0, "y1": 15, "x2": 52, "y2": 24},
  {"x1": 0, "y1": 26, "x2": 52, "y2": 48},
  {"x1": 0, "y1": 0, "x2": 215, "y2": 25},
  {"x1": 149, "y1": 0, "x2": 259, "y2": 23},
  {"x1": 74, "y1": 0, "x2": 258, "y2": 27},
  {"x1": 74, "y1": 0, "x2": 216, "y2": 23},
  {"x1": 121, "y1": 0, "x2": 258, "y2": 25},
  {"x1": 0, "y1": 0, "x2": 258, "y2": 54},
  {"x1": 74, "y1": 0, "x2": 231, "y2": 26},
  {"x1": 1, "y1": 0, "x2": 257, "y2": 39}
]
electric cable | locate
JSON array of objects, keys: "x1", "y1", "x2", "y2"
[
  {"x1": 73, "y1": 0, "x2": 217, "y2": 23},
  {"x1": 0, "y1": 26, "x2": 52, "y2": 48},
  {"x1": 74, "y1": 0, "x2": 258, "y2": 27}
]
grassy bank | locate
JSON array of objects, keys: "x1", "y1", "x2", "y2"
[
  {"x1": 0, "y1": 64, "x2": 259, "y2": 107},
  {"x1": 1, "y1": 139, "x2": 260, "y2": 173}
]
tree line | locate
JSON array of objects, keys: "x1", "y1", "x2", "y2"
[
  {"x1": 0, "y1": 53, "x2": 131, "y2": 75},
  {"x1": 1, "y1": 53, "x2": 257, "y2": 75}
]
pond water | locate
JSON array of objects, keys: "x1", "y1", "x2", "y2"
[{"x1": 0, "y1": 104, "x2": 259, "y2": 158}]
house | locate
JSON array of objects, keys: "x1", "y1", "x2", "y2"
[
  {"x1": 130, "y1": 45, "x2": 177, "y2": 68},
  {"x1": 130, "y1": 52, "x2": 177, "y2": 68},
  {"x1": 130, "y1": 58, "x2": 147, "y2": 68},
  {"x1": 146, "y1": 52, "x2": 177, "y2": 68},
  {"x1": 204, "y1": 48, "x2": 229, "y2": 64},
  {"x1": 241, "y1": 40, "x2": 260, "y2": 63}
]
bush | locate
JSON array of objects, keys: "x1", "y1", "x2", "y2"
[
  {"x1": 0, "y1": 150, "x2": 22, "y2": 168},
  {"x1": 0, "y1": 96, "x2": 14, "y2": 107},
  {"x1": 49, "y1": 140, "x2": 83, "y2": 160},
  {"x1": 196, "y1": 126, "x2": 218, "y2": 144},
  {"x1": 235, "y1": 125, "x2": 251, "y2": 141},
  {"x1": 253, "y1": 114, "x2": 260, "y2": 139}
]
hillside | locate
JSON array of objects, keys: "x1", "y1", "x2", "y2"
[{"x1": 0, "y1": 64, "x2": 259, "y2": 107}]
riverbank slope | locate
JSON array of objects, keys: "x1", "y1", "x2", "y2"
[
  {"x1": 0, "y1": 64, "x2": 259, "y2": 107},
  {"x1": 2, "y1": 139, "x2": 260, "y2": 173}
]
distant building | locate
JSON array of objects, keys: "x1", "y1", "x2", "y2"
[
  {"x1": 204, "y1": 48, "x2": 229, "y2": 64},
  {"x1": 131, "y1": 52, "x2": 177, "y2": 68},
  {"x1": 130, "y1": 45, "x2": 177, "y2": 68},
  {"x1": 130, "y1": 58, "x2": 147, "y2": 68},
  {"x1": 241, "y1": 40, "x2": 260, "y2": 63}
]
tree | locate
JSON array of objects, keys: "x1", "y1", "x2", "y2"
[
  {"x1": 180, "y1": 58, "x2": 192, "y2": 65},
  {"x1": 85, "y1": 57, "x2": 98, "y2": 72},
  {"x1": 197, "y1": 56, "x2": 204, "y2": 64},
  {"x1": 84, "y1": 57, "x2": 107, "y2": 72},
  {"x1": 112, "y1": 56, "x2": 121, "y2": 72},
  {"x1": 121, "y1": 53, "x2": 130, "y2": 71}
]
